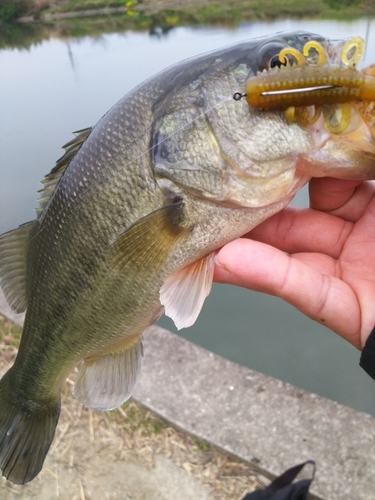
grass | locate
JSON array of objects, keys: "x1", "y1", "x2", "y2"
[
  {"x1": 50, "y1": 0, "x2": 131, "y2": 13},
  {"x1": 1, "y1": 0, "x2": 374, "y2": 50},
  {"x1": 0, "y1": 316, "x2": 22, "y2": 347},
  {"x1": 1, "y1": 0, "x2": 374, "y2": 23}
]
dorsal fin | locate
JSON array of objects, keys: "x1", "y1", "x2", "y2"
[
  {"x1": 36, "y1": 127, "x2": 92, "y2": 217},
  {"x1": 0, "y1": 127, "x2": 92, "y2": 313}
]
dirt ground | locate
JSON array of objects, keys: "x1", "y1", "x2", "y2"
[{"x1": 0, "y1": 317, "x2": 265, "y2": 499}]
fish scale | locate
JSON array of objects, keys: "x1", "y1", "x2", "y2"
[{"x1": 1, "y1": 31, "x2": 375, "y2": 484}]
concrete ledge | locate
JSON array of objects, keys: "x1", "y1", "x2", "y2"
[
  {"x1": 136, "y1": 326, "x2": 375, "y2": 500},
  {"x1": 1, "y1": 289, "x2": 375, "y2": 499}
]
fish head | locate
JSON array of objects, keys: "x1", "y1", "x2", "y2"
[
  {"x1": 152, "y1": 31, "x2": 375, "y2": 209},
  {"x1": 245, "y1": 32, "x2": 375, "y2": 183}
]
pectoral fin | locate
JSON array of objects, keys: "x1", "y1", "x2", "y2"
[
  {"x1": 73, "y1": 338, "x2": 143, "y2": 411},
  {"x1": 160, "y1": 252, "x2": 215, "y2": 330},
  {"x1": 111, "y1": 201, "x2": 189, "y2": 276}
]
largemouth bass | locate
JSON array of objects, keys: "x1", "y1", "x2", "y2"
[{"x1": 1, "y1": 31, "x2": 375, "y2": 484}]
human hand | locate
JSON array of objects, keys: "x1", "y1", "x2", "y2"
[{"x1": 214, "y1": 178, "x2": 375, "y2": 350}]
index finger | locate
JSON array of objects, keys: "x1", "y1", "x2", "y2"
[
  {"x1": 309, "y1": 178, "x2": 375, "y2": 221},
  {"x1": 246, "y1": 207, "x2": 352, "y2": 259}
]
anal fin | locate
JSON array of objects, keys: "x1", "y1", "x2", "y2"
[
  {"x1": 73, "y1": 338, "x2": 143, "y2": 411},
  {"x1": 160, "y1": 252, "x2": 215, "y2": 330}
]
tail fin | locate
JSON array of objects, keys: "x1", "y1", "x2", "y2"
[{"x1": 0, "y1": 370, "x2": 61, "y2": 484}]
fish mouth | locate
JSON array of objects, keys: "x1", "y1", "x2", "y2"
[
  {"x1": 246, "y1": 37, "x2": 375, "y2": 108},
  {"x1": 245, "y1": 36, "x2": 375, "y2": 137}
]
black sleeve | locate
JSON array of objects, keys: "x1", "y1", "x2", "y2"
[
  {"x1": 241, "y1": 460, "x2": 315, "y2": 500},
  {"x1": 360, "y1": 326, "x2": 375, "y2": 380}
]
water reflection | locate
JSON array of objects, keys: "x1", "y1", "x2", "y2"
[
  {"x1": 1, "y1": 17, "x2": 375, "y2": 415},
  {"x1": 0, "y1": 2, "x2": 372, "y2": 50}
]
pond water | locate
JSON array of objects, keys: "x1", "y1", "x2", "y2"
[{"x1": 1, "y1": 15, "x2": 375, "y2": 414}]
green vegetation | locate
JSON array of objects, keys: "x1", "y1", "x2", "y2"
[
  {"x1": 0, "y1": 316, "x2": 22, "y2": 347},
  {"x1": 118, "y1": 400, "x2": 168, "y2": 436},
  {"x1": 1, "y1": 0, "x2": 374, "y2": 23},
  {"x1": 0, "y1": 0, "x2": 374, "y2": 49},
  {"x1": 51, "y1": 0, "x2": 131, "y2": 13},
  {"x1": 0, "y1": 0, "x2": 125, "y2": 21},
  {"x1": 0, "y1": 0, "x2": 29, "y2": 21},
  {"x1": 323, "y1": 0, "x2": 361, "y2": 8}
]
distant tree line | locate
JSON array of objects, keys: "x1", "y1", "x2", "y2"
[{"x1": 0, "y1": 0, "x2": 29, "y2": 22}]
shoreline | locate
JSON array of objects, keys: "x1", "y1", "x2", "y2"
[{"x1": 7, "y1": 0, "x2": 375, "y2": 24}]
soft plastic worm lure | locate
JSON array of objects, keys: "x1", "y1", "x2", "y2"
[
  {"x1": 356, "y1": 64, "x2": 375, "y2": 138},
  {"x1": 245, "y1": 38, "x2": 375, "y2": 110}
]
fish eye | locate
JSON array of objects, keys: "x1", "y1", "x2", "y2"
[
  {"x1": 269, "y1": 54, "x2": 287, "y2": 69},
  {"x1": 256, "y1": 42, "x2": 286, "y2": 72}
]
